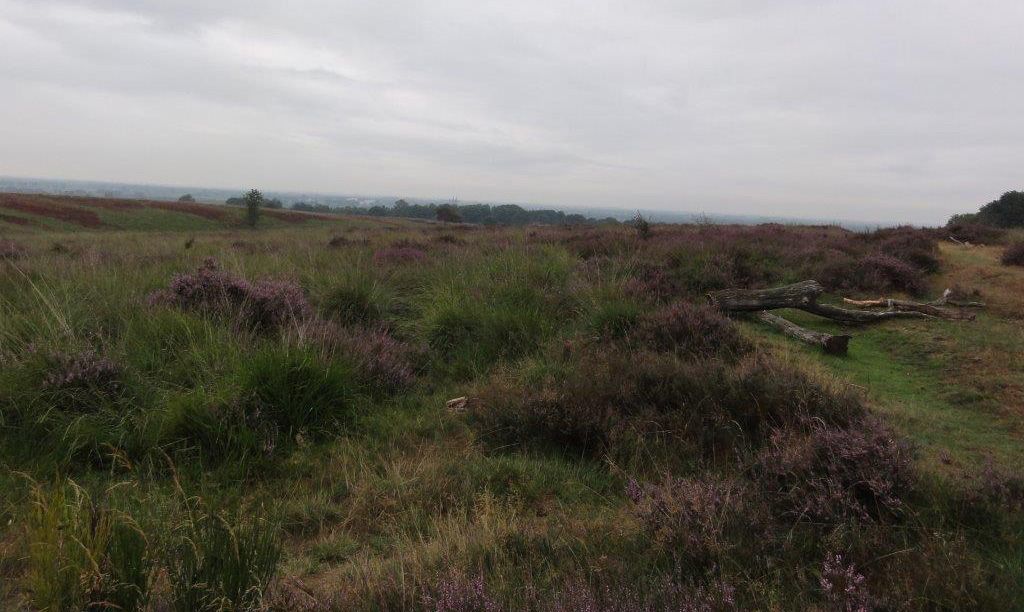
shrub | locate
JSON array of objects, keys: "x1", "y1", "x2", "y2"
[
  {"x1": 374, "y1": 246, "x2": 427, "y2": 265},
  {"x1": 755, "y1": 417, "x2": 915, "y2": 523},
  {"x1": 303, "y1": 322, "x2": 422, "y2": 391},
  {"x1": 1001, "y1": 242, "x2": 1024, "y2": 267},
  {"x1": 946, "y1": 222, "x2": 1004, "y2": 245},
  {"x1": 43, "y1": 349, "x2": 121, "y2": 393},
  {"x1": 423, "y1": 572, "x2": 499, "y2": 612},
  {"x1": 627, "y1": 475, "x2": 750, "y2": 567},
  {"x1": 819, "y1": 553, "x2": 872, "y2": 612},
  {"x1": 472, "y1": 348, "x2": 864, "y2": 460},
  {"x1": 631, "y1": 212, "x2": 652, "y2": 239},
  {"x1": 854, "y1": 253, "x2": 926, "y2": 295},
  {"x1": 149, "y1": 258, "x2": 312, "y2": 331},
  {"x1": 0, "y1": 238, "x2": 26, "y2": 260},
  {"x1": 870, "y1": 226, "x2": 940, "y2": 273},
  {"x1": 39, "y1": 349, "x2": 125, "y2": 413},
  {"x1": 631, "y1": 301, "x2": 749, "y2": 358},
  {"x1": 244, "y1": 188, "x2": 263, "y2": 227}
]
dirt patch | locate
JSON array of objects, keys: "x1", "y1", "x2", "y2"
[
  {"x1": 0, "y1": 193, "x2": 107, "y2": 228},
  {"x1": 147, "y1": 201, "x2": 230, "y2": 221}
]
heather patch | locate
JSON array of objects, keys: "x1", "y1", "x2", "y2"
[
  {"x1": 148, "y1": 258, "x2": 312, "y2": 331},
  {"x1": 374, "y1": 245, "x2": 428, "y2": 265},
  {"x1": 630, "y1": 301, "x2": 749, "y2": 358},
  {"x1": 300, "y1": 321, "x2": 423, "y2": 392},
  {"x1": 755, "y1": 417, "x2": 915, "y2": 523},
  {"x1": 1001, "y1": 242, "x2": 1024, "y2": 267},
  {"x1": 0, "y1": 238, "x2": 26, "y2": 260},
  {"x1": 627, "y1": 475, "x2": 752, "y2": 568}
]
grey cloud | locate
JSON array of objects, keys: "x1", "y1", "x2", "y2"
[{"x1": 1, "y1": 0, "x2": 1022, "y2": 223}]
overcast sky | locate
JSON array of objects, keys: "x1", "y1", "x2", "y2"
[{"x1": 1, "y1": 1, "x2": 1021, "y2": 224}]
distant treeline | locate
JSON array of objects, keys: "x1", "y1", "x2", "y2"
[
  {"x1": 949, "y1": 191, "x2": 1024, "y2": 228},
  {"x1": 290, "y1": 199, "x2": 619, "y2": 226}
]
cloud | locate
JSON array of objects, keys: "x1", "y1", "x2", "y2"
[{"x1": 1, "y1": 0, "x2": 1022, "y2": 223}]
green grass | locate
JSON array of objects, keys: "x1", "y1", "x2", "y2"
[
  {"x1": 748, "y1": 310, "x2": 1024, "y2": 476},
  {"x1": 2, "y1": 215, "x2": 1022, "y2": 610}
]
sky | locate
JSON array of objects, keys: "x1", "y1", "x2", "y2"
[{"x1": 1, "y1": 1, "x2": 1022, "y2": 225}]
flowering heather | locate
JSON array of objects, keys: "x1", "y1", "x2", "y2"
[
  {"x1": 373, "y1": 246, "x2": 428, "y2": 265},
  {"x1": 302, "y1": 321, "x2": 421, "y2": 391},
  {"x1": 43, "y1": 350, "x2": 122, "y2": 395},
  {"x1": 0, "y1": 238, "x2": 26, "y2": 260},
  {"x1": 756, "y1": 417, "x2": 915, "y2": 523},
  {"x1": 631, "y1": 301, "x2": 748, "y2": 358},
  {"x1": 545, "y1": 576, "x2": 737, "y2": 612},
  {"x1": 1001, "y1": 242, "x2": 1024, "y2": 267},
  {"x1": 627, "y1": 475, "x2": 745, "y2": 566},
  {"x1": 148, "y1": 258, "x2": 312, "y2": 331},
  {"x1": 820, "y1": 553, "x2": 872, "y2": 612},
  {"x1": 855, "y1": 253, "x2": 927, "y2": 295},
  {"x1": 424, "y1": 572, "x2": 500, "y2": 612}
]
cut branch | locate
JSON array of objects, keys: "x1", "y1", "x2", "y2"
[
  {"x1": 842, "y1": 290, "x2": 978, "y2": 321},
  {"x1": 802, "y1": 302, "x2": 931, "y2": 322},
  {"x1": 756, "y1": 311, "x2": 851, "y2": 355}
]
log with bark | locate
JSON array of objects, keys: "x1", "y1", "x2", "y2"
[
  {"x1": 709, "y1": 280, "x2": 824, "y2": 312},
  {"x1": 756, "y1": 311, "x2": 851, "y2": 355},
  {"x1": 709, "y1": 281, "x2": 927, "y2": 322}
]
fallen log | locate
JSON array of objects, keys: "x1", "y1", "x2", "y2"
[
  {"x1": 709, "y1": 281, "x2": 930, "y2": 323},
  {"x1": 709, "y1": 280, "x2": 824, "y2": 312},
  {"x1": 840, "y1": 297, "x2": 975, "y2": 320},
  {"x1": 756, "y1": 311, "x2": 851, "y2": 355}
]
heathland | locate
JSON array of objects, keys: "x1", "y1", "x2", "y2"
[{"x1": 1, "y1": 192, "x2": 1022, "y2": 610}]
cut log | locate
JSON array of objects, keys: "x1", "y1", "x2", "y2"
[
  {"x1": 756, "y1": 311, "x2": 851, "y2": 355},
  {"x1": 709, "y1": 280, "x2": 823, "y2": 312}
]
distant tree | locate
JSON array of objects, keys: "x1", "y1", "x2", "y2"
[
  {"x1": 436, "y1": 204, "x2": 462, "y2": 223},
  {"x1": 226, "y1": 197, "x2": 245, "y2": 206},
  {"x1": 178, "y1": 194, "x2": 195, "y2": 202},
  {"x1": 264, "y1": 198, "x2": 283, "y2": 209},
  {"x1": 977, "y1": 191, "x2": 1024, "y2": 228},
  {"x1": 631, "y1": 212, "x2": 652, "y2": 239},
  {"x1": 243, "y1": 189, "x2": 263, "y2": 227}
]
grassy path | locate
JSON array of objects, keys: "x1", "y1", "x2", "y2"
[{"x1": 748, "y1": 242, "x2": 1024, "y2": 480}]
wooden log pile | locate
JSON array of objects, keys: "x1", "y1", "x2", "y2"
[{"x1": 709, "y1": 281, "x2": 981, "y2": 356}]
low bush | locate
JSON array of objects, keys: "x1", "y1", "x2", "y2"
[
  {"x1": 630, "y1": 301, "x2": 749, "y2": 358},
  {"x1": 946, "y1": 222, "x2": 1005, "y2": 245},
  {"x1": 41, "y1": 349, "x2": 124, "y2": 411},
  {"x1": 1001, "y1": 242, "x2": 1024, "y2": 267},
  {"x1": 627, "y1": 475, "x2": 751, "y2": 568},
  {"x1": 303, "y1": 322, "x2": 423, "y2": 391},
  {"x1": 755, "y1": 417, "x2": 915, "y2": 523},
  {"x1": 472, "y1": 347, "x2": 864, "y2": 461},
  {"x1": 374, "y1": 246, "x2": 427, "y2": 265},
  {"x1": 149, "y1": 258, "x2": 312, "y2": 331},
  {"x1": 854, "y1": 253, "x2": 926, "y2": 295},
  {"x1": 0, "y1": 238, "x2": 26, "y2": 260}
]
